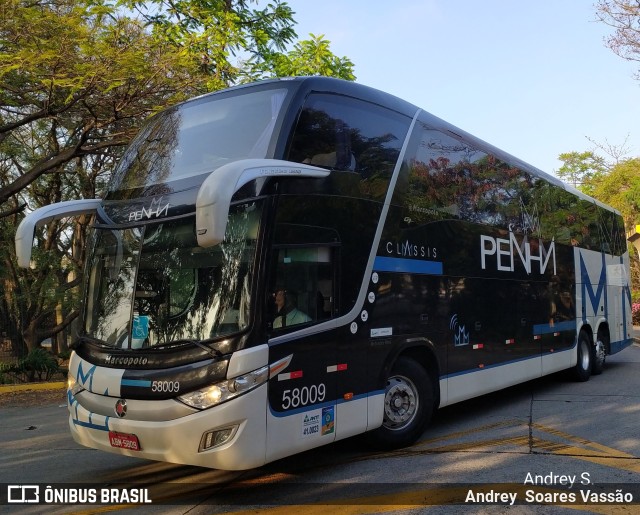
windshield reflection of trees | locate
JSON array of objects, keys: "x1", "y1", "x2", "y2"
[
  {"x1": 88, "y1": 228, "x2": 139, "y2": 346},
  {"x1": 288, "y1": 107, "x2": 405, "y2": 201},
  {"x1": 107, "y1": 109, "x2": 180, "y2": 196},
  {"x1": 138, "y1": 212, "x2": 255, "y2": 347},
  {"x1": 85, "y1": 205, "x2": 257, "y2": 349}
]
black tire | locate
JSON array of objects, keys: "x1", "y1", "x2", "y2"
[
  {"x1": 573, "y1": 331, "x2": 592, "y2": 382},
  {"x1": 591, "y1": 334, "x2": 607, "y2": 376},
  {"x1": 367, "y1": 356, "x2": 433, "y2": 449}
]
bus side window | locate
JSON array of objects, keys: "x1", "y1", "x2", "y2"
[
  {"x1": 286, "y1": 93, "x2": 409, "y2": 190},
  {"x1": 269, "y1": 246, "x2": 335, "y2": 331}
]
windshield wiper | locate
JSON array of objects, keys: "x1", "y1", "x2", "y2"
[
  {"x1": 73, "y1": 335, "x2": 109, "y2": 349},
  {"x1": 154, "y1": 339, "x2": 223, "y2": 358}
]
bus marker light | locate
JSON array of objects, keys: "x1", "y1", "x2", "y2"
[
  {"x1": 269, "y1": 354, "x2": 293, "y2": 378},
  {"x1": 534, "y1": 335, "x2": 542, "y2": 340},
  {"x1": 343, "y1": 393, "x2": 353, "y2": 400},
  {"x1": 505, "y1": 339, "x2": 515, "y2": 345},
  {"x1": 327, "y1": 364, "x2": 348, "y2": 373},
  {"x1": 473, "y1": 344, "x2": 483, "y2": 350},
  {"x1": 278, "y1": 370, "x2": 303, "y2": 381},
  {"x1": 478, "y1": 364, "x2": 485, "y2": 368},
  {"x1": 554, "y1": 332, "x2": 560, "y2": 337}
]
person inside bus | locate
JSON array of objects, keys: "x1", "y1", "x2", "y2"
[{"x1": 273, "y1": 288, "x2": 311, "y2": 329}]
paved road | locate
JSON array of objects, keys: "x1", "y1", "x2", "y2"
[{"x1": 1, "y1": 344, "x2": 640, "y2": 514}]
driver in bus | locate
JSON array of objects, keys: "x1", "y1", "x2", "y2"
[{"x1": 273, "y1": 289, "x2": 311, "y2": 329}]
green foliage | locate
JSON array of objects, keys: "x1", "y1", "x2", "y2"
[
  {"x1": 271, "y1": 34, "x2": 356, "y2": 80},
  {"x1": 570, "y1": 156, "x2": 640, "y2": 298},
  {"x1": 0, "y1": 361, "x2": 13, "y2": 384},
  {"x1": 0, "y1": 348, "x2": 60, "y2": 382},
  {"x1": 0, "y1": 0, "x2": 357, "y2": 354},
  {"x1": 590, "y1": 158, "x2": 640, "y2": 221},
  {"x1": 57, "y1": 350, "x2": 72, "y2": 361},
  {"x1": 556, "y1": 151, "x2": 609, "y2": 196},
  {"x1": 19, "y1": 348, "x2": 60, "y2": 381},
  {"x1": 118, "y1": 0, "x2": 299, "y2": 88}
]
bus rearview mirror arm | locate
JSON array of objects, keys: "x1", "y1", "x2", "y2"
[
  {"x1": 15, "y1": 199, "x2": 102, "y2": 268},
  {"x1": 195, "y1": 159, "x2": 330, "y2": 248},
  {"x1": 14, "y1": 160, "x2": 329, "y2": 267}
]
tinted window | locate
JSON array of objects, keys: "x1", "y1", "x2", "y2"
[
  {"x1": 287, "y1": 93, "x2": 410, "y2": 197},
  {"x1": 268, "y1": 246, "x2": 335, "y2": 332},
  {"x1": 402, "y1": 123, "x2": 522, "y2": 228},
  {"x1": 108, "y1": 88, "x2": 288, "y2": 192}
]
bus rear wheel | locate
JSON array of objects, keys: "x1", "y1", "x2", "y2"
[
  {"x1": 573, "y1": 331, "x2": 592, "y2": 382},
  {"x1": 592, "y1": 334, "x2": 607, "y2": 375},
  {"x1": 368, "y1": 356, "x2": 433, "y2": 449}
]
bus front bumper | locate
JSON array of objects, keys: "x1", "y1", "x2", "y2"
[{"x1": 68, "y1": 384, "x2": 268, "y2": 471}]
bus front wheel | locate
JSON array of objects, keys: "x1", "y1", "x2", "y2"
[
  {"x1": 573, "y1": 331, "x2": 592, "y2": 382},
  {"x1": 368, "y1": 356, "x2": 433, "y2": 449}
]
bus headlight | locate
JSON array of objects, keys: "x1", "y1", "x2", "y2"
[{"x1": 177, "y1": 365, "x2": 268, "y2": 410}]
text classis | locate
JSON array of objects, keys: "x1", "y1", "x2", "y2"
[{"x1": 385, "y1": 240, "x2": 437, "y2": 259}]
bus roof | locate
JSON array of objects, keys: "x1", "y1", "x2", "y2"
[{"x1": 159, "y1": 76, "x2": 621, "y2": 215}]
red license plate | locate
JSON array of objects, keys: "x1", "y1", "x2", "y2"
[{"x1": 109, "y1": 431, "x2": 141, "y2": 451}]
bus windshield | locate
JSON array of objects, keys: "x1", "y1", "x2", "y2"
[
  {"x1": 107, "y1": 87, "x2": 288, "y2": 192},
  {"x1": 84, "y1": 201, "x2": 261, "y2": 349}
]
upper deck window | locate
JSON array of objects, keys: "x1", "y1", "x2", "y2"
[
  {"x1": 108, "y1": 88, "x2": 288, "y2": 193},
  {"x1": 287, "y1": 93, "x2": 409, "y2": 184}
]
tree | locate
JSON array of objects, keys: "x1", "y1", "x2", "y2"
[
  {"x1": 0, "y1": 0, "x2": 206, "y2": 353},
  {"x1": 120, "y1": 0, "x2": 299, "y2": 89},
  {"x1": 596, "y1": 1, "x2": 640, "y2": 80},
  {"x1": 590, "y1": 158, "x2": 640, "y2": 296},
  {"x1": 0, "y1": 0, "x2": 204, "y2": 213},
  {"x1": 556, "y1": 149, "x2": 640, "y2": 296},
  {"x1": 556, "y1": 151, "x2": 609, "y2": 195},
  {"x1": 271, "y1": 34, "x2": 356, "y2": 80},
  {"x1": 122, "y1": 2, "x2": 355, "y2": 82},
  {"x1": 591, "y1": 158, "x2": 640, "y2": 222},
  {"x1": 0, "y1": 0, "x2": 356, "y2": 354}
]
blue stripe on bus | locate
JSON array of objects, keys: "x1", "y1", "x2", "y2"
[
  {"x1": 442, "y1": 346, "x2": 575, "y2": 379},
  {"x1": 121, "y1": 379, "x2": 152, "y2": 388},
  {"x1": 71, "y1": 417, "x2": 110, "y2": 432},
  {"x1": 373, "y1": 256, "x2": 443, "y2": 275},
  {"x1": 532, "y1": 320, "x2": 577, "y2": 335}
]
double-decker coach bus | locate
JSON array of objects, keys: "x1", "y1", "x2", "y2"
[{"x1": 15, "y1": 77, "x2": 633, "y2": 470}]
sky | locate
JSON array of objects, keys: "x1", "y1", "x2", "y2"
[{"x1": 285, "y1": 0, "x2": 640, "y2": 176}]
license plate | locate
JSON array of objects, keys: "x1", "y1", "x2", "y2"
[{"x1": 109, "y1": 431, "x2": 141, "y2": 451}]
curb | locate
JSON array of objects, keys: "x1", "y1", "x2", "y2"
[{"x1": 0, "y1": 381, "x2": 66, "y2": 394}]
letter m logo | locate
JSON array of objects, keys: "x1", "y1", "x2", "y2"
[
  {"x1": 76, "y1": 361, "x2": 97, "y2": 392},
  {"x1": 579, "y1": 253, "x2": 607, "y2": 321}
]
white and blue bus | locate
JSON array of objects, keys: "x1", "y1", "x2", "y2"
[{"x1": 15, "y1": 77, "x2": 633, "y2": 470}]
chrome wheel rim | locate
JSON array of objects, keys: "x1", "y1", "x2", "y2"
[
  {"x1": 383, "y1": 375, "x2": 419, "y2": 430},
  {"x1": 580, "y1": 339, "x2": 590, "y2": 371}
]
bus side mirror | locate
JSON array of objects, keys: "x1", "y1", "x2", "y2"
[
  {"x1": 15, "y1": 199, "x2": 101, "y2": 268},
  {"x1": 195, "y1": 159, "x2": 329, "y2": 247}
]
